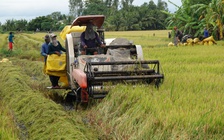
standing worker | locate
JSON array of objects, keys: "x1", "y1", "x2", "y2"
[
  {"x1": 41, "y1": 34, "x2": 50, "y2": 76},
  {"x1": 48, "y1": 33, "x2": 66, "y2": 88},
  {"x1": 173, "y1": 27, "x2": 183, "y2": 46},
  {"x1": 203, "y1": 27, "x2": 209, "y2": 39},
  {"x1": 168, "y1": 32, "x2": 171, "y2": 39},
  {"x1": 41, "y1": 34, "x2": 50, "y2": 62},
  {"x1": 8, "y1": 32, "x2": 14, "y2": 51}
]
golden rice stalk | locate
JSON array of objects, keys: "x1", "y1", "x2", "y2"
[
  {"x1": 168, "y1": 42, "x2": 174, "y2": 46},
  {"x1": 193, "y1": 38, "x2": 200, "y2": 43}
]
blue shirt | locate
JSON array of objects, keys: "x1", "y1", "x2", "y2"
[
  {"x1": 41, "y1": 42, "x2": 49, "y2": 62},
  {"x1": 204, "y1": 29, "x2": 209, "y2": 38},
  {"x1": 41, "y1": 42, "x2": 49, "y2": 56},
  {"x1": 8, "y1": 34, "x2": 14, "y2": 43}
]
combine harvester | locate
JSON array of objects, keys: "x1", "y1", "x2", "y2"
[{"x1": 57, "y1": 15, "x2": 164, "y2": 104}]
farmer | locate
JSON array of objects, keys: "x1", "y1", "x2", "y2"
[
  {"x1": 40, "y1": 34, "x2": 52, "y2": 88},
  {"x1": 173, "y1": 27, "x2": 183, "y2": 46},
  {"x1": 203, "y1": 27, "x2": 209, "y2": 39},
  {"x1": 168, "y1": 32, "x2": 171, "y2": 38},
  {"x1": 48, "y1": 33, "x2": 66, "y2": 88},
  {"x1": 80, "y1": 23, "x2": 105, "y2": 55},
  {"x1": 181, "y1": 34, "x2": 193, "y2": 43},
  {"x1": 41, "y1": 34, "x2": 50, "y2": 62},
  {"x1": 8, "y1": 32, "x2": 15, "y2": 51}
]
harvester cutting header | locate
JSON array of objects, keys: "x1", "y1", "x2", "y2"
[{"x1": 47, "y1": 15, "x2": 164, "y2": 105}]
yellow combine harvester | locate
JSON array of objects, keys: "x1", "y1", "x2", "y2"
[{"x1": 47, "y1": 15, "x2": 164, "y2": 105}]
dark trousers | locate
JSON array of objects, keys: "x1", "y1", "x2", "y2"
[{"x1": 49, "y1": 75, "x2": 60, "y2": 87}]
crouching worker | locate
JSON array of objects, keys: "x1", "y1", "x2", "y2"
[
  {"x1": 80, "y1": 23, "x2": 105, "y2": 55},
  {"x1": 174, "y1": 26, "x2": 183, "y2": 46},
  {"x1": 48, "y1": 33, "x2": 66, "y2": 88}
]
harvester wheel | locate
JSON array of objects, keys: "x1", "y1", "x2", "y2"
[
  {"x1": 74, "y1": 88, "x2": 89, "y2": 110},
  {"x1": 81, "y1": 88, "x2": 89, "y2": 103},
  {"x1": 65, "y1": 91, "x2": 76, "y2": 103}
]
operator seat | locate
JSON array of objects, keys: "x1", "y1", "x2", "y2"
[{"x1": 71, "y1": 32, "x2": 82, "y2": 57}]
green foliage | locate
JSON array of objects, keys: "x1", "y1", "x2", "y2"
[
  {"x1": 27, "y1": 16, "x2": 54, "y2": 31},
  {"x1": 16, "y1": 19, "x2": 28, "y2": 31},
  {"x1": 69, "y1": 0, "x2": 83, "y2": 17},
  {"x1": 83, "y1": 0, "x2": 107, "y2": 15},
  {"x1": 0, "y1": 0, "x2": 170, "y2": 31},
  {"x1": 71, "y1": 0, "x2": 170, "y2": 31},
  {"x1": 166, "y1": 0, "x2": 224, "y2": 39},
  {"x1": 1, "y1": 12, "x2": 68, "y2": 32}
]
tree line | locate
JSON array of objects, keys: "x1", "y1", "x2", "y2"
[
  {"x1": 0, "y1": 12, "x2": 70, "y2": 33},
  {"x1": 0, "y1": 0, "x2": 168, "y2": 32},
  {"x1": 0, "y1": 0, "x2": 223, "y2": 40},
  {"x1": 166, "y1": 0, "x2": 223, "y2": 40}
]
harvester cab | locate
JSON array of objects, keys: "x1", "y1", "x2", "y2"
[{"x1": 61, "y1": 15, "x2": 164, "y2": 104}]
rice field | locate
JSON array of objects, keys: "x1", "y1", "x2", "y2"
[{"x1": 0, "y1": 30, "x2": 223, "y2": 139}]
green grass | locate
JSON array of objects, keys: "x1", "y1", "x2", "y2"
[
  {"x1": 89, "y1": 31, "x2": 224, "y2": 139},
  {"x1": 0, "y1": 101, "x2": 19, "y2": 140},
  {"x1": 0, "y1": 33, "x2": 62, "y2": 60},
  {"x1": 0, "y1": 30, "x2": 223, "y2": 139},
  {"x1": 0, "y1": 62, "x2": 98, "y2": 140}
]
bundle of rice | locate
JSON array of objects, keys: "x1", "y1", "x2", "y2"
[
  {"x1": 193, "y1": 38, "x2": 200, "y2": 43},
  {"x1": 203, "y1": 36, "x2": 216, "y2": 45},
  {"x1": 0, "y1": 58, "x2": 12, "y2": 63},
  {"x1": 168, "y1": 42, "x2": 174, "y2": 46},
  {"x1": 187, "y1": 38, "x2": 193, "y2": 46}
]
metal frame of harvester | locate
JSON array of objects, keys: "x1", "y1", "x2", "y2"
[{"x1": 61, "y1": 15, "x2": 164, "y2": 105}]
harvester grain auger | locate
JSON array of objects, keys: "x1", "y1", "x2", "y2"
[{"x1": 61, "y1": 15, "x2": 164, "y2": 105}]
